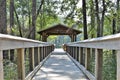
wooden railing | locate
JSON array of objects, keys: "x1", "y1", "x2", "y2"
[
  {"x1": 64, "y1": 33, "x2": 120, "y2": 80},
  {"x1": 0, "y1": 34, "x2": 54, "y2": 80}
]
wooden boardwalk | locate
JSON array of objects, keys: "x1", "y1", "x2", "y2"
[{"x1": 32, "y1": 49, "x2": 88, "y2": 80}]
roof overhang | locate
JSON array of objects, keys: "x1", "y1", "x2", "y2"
[{"x1": 37, "y1": 24, "x2": 82, "y2": 35}]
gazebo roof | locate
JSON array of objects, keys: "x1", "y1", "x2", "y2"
[{"x1": 37, "y1": 24, "x2": 82, "y2": 35}]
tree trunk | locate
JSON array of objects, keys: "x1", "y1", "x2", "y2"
[
  {"x1": 0, "y1": 0, "x2": 7, "y2": 34},
  {"x1": 90, "y1": 0, "x2": 95, "y2": 38},
  {"x1": 100, "y1": 0, "x2": 105, "y2": 37},
  {"x1": 95, "y1": 0, "x2": 101, "y2": 37},
  {"x1": 112, "y1": 15, "x2": 116, "y2": 34},
  {"x1": 10, "y1": 0, "x2": 14, "y2": 34},
  {"x1": 30, "y1": 0, "x2": 36, "y2": 39},
  {"x1": 9, "y1": 0, "x2": 15, "y2": 61},
  {"x1": 82, "y1": 0, "x2": 88, "y2": 39},
  {"x1": 13, "y1": 6, "x2": 23, "y2": 37},
  {"x1": 116, "y1": 0, "x2": 120, "y2": 32}
]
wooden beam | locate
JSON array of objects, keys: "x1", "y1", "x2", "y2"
[
  {"x1": 17, "y1": 48, "x2": 25, "y2": 80},
  {"x1": 117, "y1": 50, "x2": 120, "y2": 80},
  {"x1": 95, "y1": 49, "x2": 103, "y2": 80},
  {"x1": 0, "y1": 50, "x2": 4, "y2": 80}
]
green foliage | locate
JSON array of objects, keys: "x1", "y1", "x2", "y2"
[
  {"x1": 102, "y1": 50, "x2": 116, "y2": 80},
  {"x1": 4, "y1": 59, "x2": 18, "y2": 80},
  {"x1": 25, "y1": 49, "x2": 30, "y2": 76},
  {"x1": 5, "y1": 0, "x2": 118, "y2": 79}
]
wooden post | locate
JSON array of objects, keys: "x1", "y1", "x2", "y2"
[
  {"x1": 41, "y1": 47, "x2": 44, "y2": 60},
  {"x1": 69, "y1": 46, "x2": 71, "y2": 55},
  {"x1": 29, "y1": 48, "x2": 35, "y2": 71},
  {"x1": 117, "y1": 50, "x2": 120, "y2": 80},
  {"x1": 0, "y1": 50, "x2": 4, "y2": 80},
  {"x1": 78, "y1": 47, "x2": 81, "y2": 63},
  {"x1": 17, "y1": 48, "x2": 25, "y2": 80},
  {"x1": 43, "y1": 46, "x2": 44, "y2": 59},
  {"x1": 77, "y1": 47, "x2": 79, "y2": 61},
  {"x1": 75, "y1": 47, "x2": 77, "y2": 60},
  {"x1": 40, "y1": 47, "x2": 42, "y2": 61},
  {"x1": 31, "y1": 48, "x2": 35, "y2": 69},
  {"x1": 45, "y1": 46, "x2": 46, "y2": 57},
  {"x1": 38, "y1": 47, "x2": 40, "y2": 63},
  {"x1": 80, "y1": 47, "x2": 84, "y2": 65},
  {"x1": 72, "y1": 47, "x2": 74, "y2": 58},
  {"x1": 95, "y1": 49, "x2": 103, "y2": 80},
  {"x1": 34, "y1": 47, "x2": 38, "y2": 67},
  {"x1": 85, "y1": 48, "x2": 90, "y2": 70}
]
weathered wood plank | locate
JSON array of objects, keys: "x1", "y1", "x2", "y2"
[
  {"x1": 117, "y1": 50, "x2": 120, "y2": 80},
  {"x1": 67, "y1": 33, "x2": 120, "y2": 50},
  {"x1": 32, "y1": 48, "x2": 35, "y2": 69},
  {"x1": 78, "y1": 47, "x2": 81, "y2": 63},
  {"x1": 95, "y1": 49, "x2": 103, "y2": 80},
  {"x1": 0, "y1": 50, "x2": 4, "y2": 80},
  {"x1": 38, "y1": 47, "x2": 40, "y2": 63},
  {"x1": 17, "y1": 48, "x2": 25, "y2": 80},
  {"x1": 85, "y1": 48, "x2": 90, "y2": 70}
]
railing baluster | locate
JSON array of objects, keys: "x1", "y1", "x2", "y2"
[
  {"x1": 34, "y1": 47, "x2": 38, "y2": 66},
  {"x1": 17, "y1": 48, "x2": 25, "y2": 80},
  {"x1": 40, "y1": 47, "x2": 42, "y2": 61},
  {"x1": 0, "y1": 50, "x2": 4, "y2": 80},
  {"x1": 29, "y1": 48, "x2": 35, "y2": 71},
  {"x1": 81, "y1": 47, "x2": 84, "y2": 65},
  {"x1": 77, "y1": 47, "x2": 79, "y2": 61},
  {"x1": 117, "y1": 50, "x2": 120, "y2": 80},
  {"x1": 95, "y1": 49, "x2": 103, "y2": 80},
  {"x1": 85, "y1": 48, "x2": 90, "y2": 70},
  {"x1": 79, "y1": 47, "x2": 81, "y2": 63},
  {"x1": 38, "y1": 47, "x2": 40, "y2": 63},
  {"x1": 75, "y1": 47, "x2": 77, "y2": 60},
  {"x1": 41, "y1": 47, "x2": 43, "y2": 60}
]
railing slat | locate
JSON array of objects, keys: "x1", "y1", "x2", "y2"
[
  {"x1": 85, "y1": 48, "x2": 90, "y2": 70},
  {"x1": 17, "y1": 48, "x2": 25, "y2": 80},
  {"x1": 0, "y1": 50, "x2": 3, "y2": 80},
  {"x1": 38, "y1": 47, "x2": 40, "y2": 63},
  {"x1": 95, "y1": 49, "x2": 103, "y2": 80},
  {"x1": 117, "y1": 50, "x2": 120, "y2": 80}
]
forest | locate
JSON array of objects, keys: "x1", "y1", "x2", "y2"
[{"x1": 0, "y1": 0, "x2": 119, "y2": 80}]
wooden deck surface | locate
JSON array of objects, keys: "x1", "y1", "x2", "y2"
[{"x1": 32, "y1": 49, "x2": 88, "y2": 80}]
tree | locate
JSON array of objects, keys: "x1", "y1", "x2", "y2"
[
  {"x1": 30, "y1": 0, "x2": 36, "y2": 39},
  {"x1": 0, "y1": 0, "x2": 7, "y2": 34},
  {"x1": 95, "y1": 0, "x2": 101, "y2": 37},
  {"x1": 89, "y1": 0, "x2": 96, "y2": 38},
  {"x1": 9, "y1": 0, "x2": 14, "y2": 35},
  {"x1": 82, "y1": 0, "x2": 88, "y2": 39}
]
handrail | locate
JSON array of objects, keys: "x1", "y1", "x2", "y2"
[
  {"x1": 64, "y1": 33, "x2": 120, "y2": 80},
  {"x1": 66, "y1": 33, "x2": 120, "y2": 50},
  {"x1": 0, "y1": 34, "x2": 54, "y2": 80}
]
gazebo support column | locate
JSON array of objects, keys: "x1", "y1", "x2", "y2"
[
  {"x1": 42, "y1": 36, "x2": 47, "y2": 42},
  {"x1": 70, "y1": 35, "x2": 77, "y2": 42},
  {"x1": 41, "y1": 33, "x2": 49, "y2": 42}
]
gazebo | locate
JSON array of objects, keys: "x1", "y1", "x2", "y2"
[{"x1": 37, "y1": 24, "x2": 82, "y2": 42}]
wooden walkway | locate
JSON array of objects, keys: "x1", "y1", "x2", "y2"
[{"x1": 32, "y1": 49, "x2": 88, "y2": 80}]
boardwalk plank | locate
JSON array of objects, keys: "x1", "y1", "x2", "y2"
[{"x1": 32, "y1": 49, "x2": 88, "y2": 80}]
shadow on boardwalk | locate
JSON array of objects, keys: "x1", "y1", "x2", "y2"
[{"x1": 32, "y1": 48, "x2": 88, "y2": 80}]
